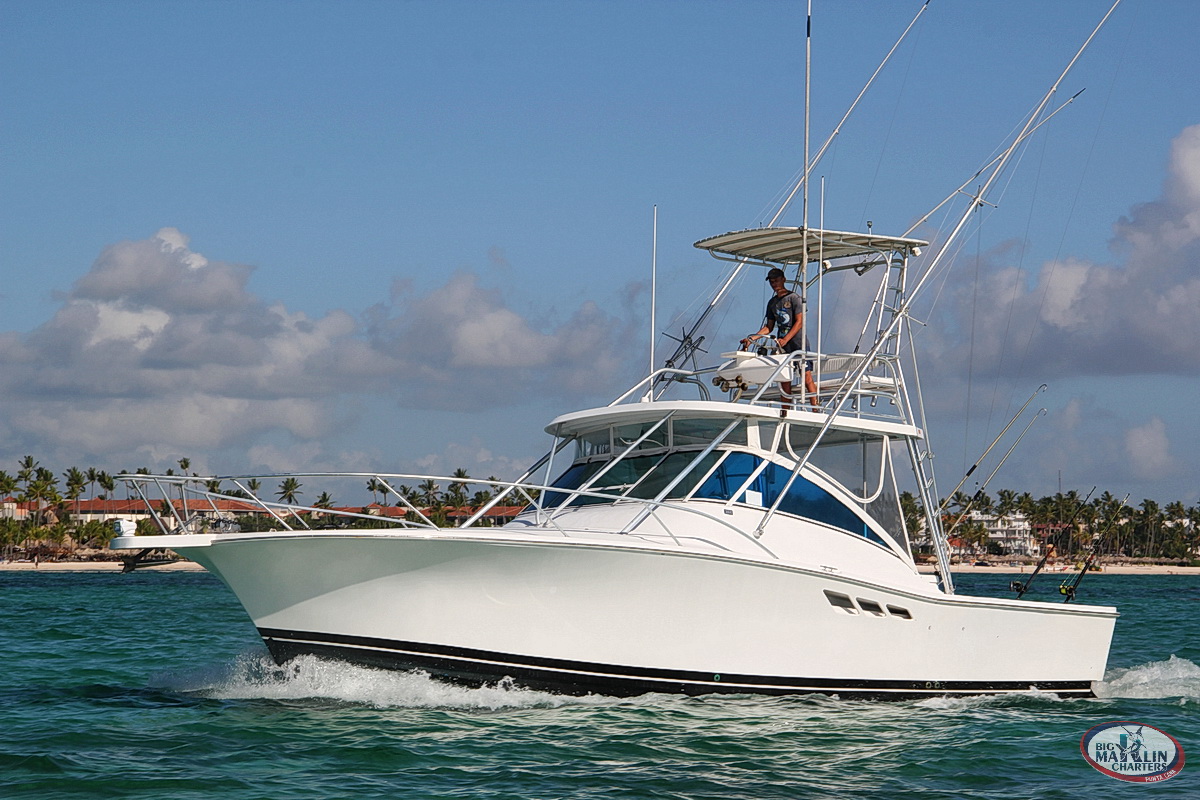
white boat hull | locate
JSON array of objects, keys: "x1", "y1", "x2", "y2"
[{"x1": 131, "y1": 530, "x2": 1116, "y2": 698}]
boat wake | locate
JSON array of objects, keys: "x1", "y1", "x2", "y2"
[
  {"x1": 149, "y1": 651, "x2": 607, "y2": 710},
  {"x1": 1094, "y1": 655, "x2": 1200, "y2": 701}
]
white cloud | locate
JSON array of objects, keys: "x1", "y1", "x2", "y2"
[
  {"x1": 87, "y1": 302, "x2": 170, "y2": 349},
  {"x1": 1124, "y1": 417, "x2": 1176, "y2": 479},
  {"x1": 0, "y1": 228, "x2": 641, "y2": 474},
  {"x1": 916, "y1": 124, "x2": 1200, "y2": 387}
]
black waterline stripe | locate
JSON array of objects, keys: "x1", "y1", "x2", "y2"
[{"x1": 258, "y1": 627, "x2": 1094, "y2": 695}]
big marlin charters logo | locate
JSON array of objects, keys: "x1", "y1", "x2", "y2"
[{"x1": 1080, "y1": 721, "x2": 1185, "y2": 783}]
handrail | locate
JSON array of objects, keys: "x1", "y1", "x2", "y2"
[
  {"x1": 609, "y1": 367, "x2": 716, "y2": 406},
  {"x1": 116, "y1": 470, "x2": 780, "y2": 559}
]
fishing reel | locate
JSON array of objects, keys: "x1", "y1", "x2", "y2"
[{"x1": 713, "y1": 374, "x2": 750, "y2": 393}]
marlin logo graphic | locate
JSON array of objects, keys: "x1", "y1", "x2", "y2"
[
  {"x1": 1080, "y1": 720, "x2": 1185, "y2": 783},
  {"x1": 1115, "y1": 725, "x2": 1146, "y2": 761}
]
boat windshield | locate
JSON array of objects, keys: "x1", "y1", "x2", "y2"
[
  {"x1": 544, "y1": 416, "x2": 904, "y2": 553},
  {"x1": 543, "y1": 450, "x2": 722, "y2": 508}
]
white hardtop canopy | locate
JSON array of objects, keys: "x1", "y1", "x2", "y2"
[
  {"x1": 546, "y1": 401, "x2": 923, "y2": 442},
  {"x1": 695, "y1": 226, "x2": 928, "y2": 265}
]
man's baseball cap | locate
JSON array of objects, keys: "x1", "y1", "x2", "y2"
[{"x1": 766, "y1": 267, "x2": 786, "y2": 281}]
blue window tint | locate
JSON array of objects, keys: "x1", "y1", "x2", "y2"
[
  {"x1": 692, "y1": 452, "x2": 759, "y2": 503},
  {"x1": 544, "y1": 452, "x2": 716, "y2": 509},
  {"x1": 627, "y1": 451, "x2": 722, "y2": 500},
  {"x1": 693, "y1": 451, "x2": 888, "y2": 547},
  {"x1": 542, "y1": 461, "x2": 603, "y2": 508}
]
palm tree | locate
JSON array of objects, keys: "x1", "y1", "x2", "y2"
[
  {"x1": 276, "y1": 477, "x2": 302, "y2": 505},
  {"x1": 63, "y1": 467, "x2": 86, "y2": 523},
  {"x1": 86, "y1": 467, "x2": 100, "y2": 500},
  {"x1": 995, "y1": 489, "x2": 1019, "y2": 522},
  {"x1": 22, "y1": 469, "x2": 60, "y2": 530},
  {"x1": 1135, "y1": 498, "x2": 1163, "y2": 558},
  {"x1": 314, "y1": 491, "x2": 334, "y2": 509},
  {"x1": 366, "y1": 478, "x2": 381, "y2": 506},
  {"x1": 446, "y1": 468, "x2": 471, "y2": 509},
  {"x1": 900, "y1": 491, "x2": 925, "y2": 547},
  {"x1": 17, "y1": 455, "x2": 38, "y2": 494},
  {"x1": 0, "y1": 470, "x2": 16, "y2": 500},
  {"x1": 945, "y1": 490, "x2": 972, "y2": 515},
  {"x1": 972, "y1": 491, "x2": 995, "y2": 516},
  {"x1": 418, "y1": 479, "x2": 441, "y2": 508},
  {"x1": 97, "y1": 472, "x2": 116, "y2": 523},
  {"x1": 178, "y1": 457, "x2": 191, "y2": 474}
]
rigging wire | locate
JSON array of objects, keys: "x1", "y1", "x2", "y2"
[
  {"x1": 984, "y1": 118, "x2": 1049, "y2": 438},
  {"x1": 963, "y1": 202, "x2": 983, "y2": 475},
  {"x1": 1006, "y1": 13, "x2": 1132, "y2": 413},
  {"x1": 856, "y1": 4, "x2": 927, "y2": 232},
  {"x1": 656, "y1": 1, "x2": 933, "y2": 376}
]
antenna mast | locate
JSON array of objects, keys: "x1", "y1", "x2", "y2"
[
  {"x1": 649, "y1": 205, "x2": 658, "y2": 385},
  {"x1": 653, "y1": 1, "x2": 930, "y2": 383}
]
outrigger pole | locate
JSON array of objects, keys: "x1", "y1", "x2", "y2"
[
  {"x1": 753, "y1": 0, "x2": 1125, "y2": 594},
  {"x1": 937, "y1": 383, "x2": 1047, "y2": 515},
  {"x1": 655, "y1": 0, "x2": 932, "y2": 381},
  {"x1": 941, "y1": 407, "x2": 1046, "y2": 544}
]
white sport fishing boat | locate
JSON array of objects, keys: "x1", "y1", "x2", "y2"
[{"x1": 112, "y1": 5, "x2": 1121, "y2": 699}]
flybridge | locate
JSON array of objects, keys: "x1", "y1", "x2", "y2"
[{"x1": 694, "y1": 226, "x2": 927, "y2": 266}]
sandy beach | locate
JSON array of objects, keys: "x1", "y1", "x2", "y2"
[{"x1": 918, "y1": 563, "x2": 1200, "y2": 575}]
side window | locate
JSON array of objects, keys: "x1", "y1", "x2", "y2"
[
  {"x1": 693, "y1": 452, "x2": 758, "y2": 503},
  {"x1": 629, "y1": 451, "x2": 722, "y2": 500},
  {"x1": 542, "y1": 462, "x2": 603, "y2": 508},
  {"x1": 692, "y1": 451, "x2": 889, "y2": 547}
]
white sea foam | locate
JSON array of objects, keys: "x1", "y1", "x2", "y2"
[
  {"x1": 1094, "y1": 655, "x2": 1200, "y2": 700},
  {"x1": 912, "y1": 687, "x2": 1066, "y2": 711},
  {"x1": 151, "y1": 651, "x2": 607, "y2": 710}
]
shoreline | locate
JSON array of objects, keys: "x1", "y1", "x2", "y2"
[
  {"x1": 1, "y1": 560, "x2": 1198, "y2": 575},
  {"x1": 919, "y1": 563, "x2": 1200, "y2": 575},
  {"x1": 0, "y1": 560, "x2": 206, "y2": 572}
]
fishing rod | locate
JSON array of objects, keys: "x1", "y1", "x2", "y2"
[
  {"x1": 655, "y1": 1, "x2": 932, "y2": 382},
  {"x1": 754, "y1": 0, "x2": 1123, "y2": 557},
  {"x1": 937, "y1": 384, "x2": 1047, "y2": 515},
  {"x1": 904, "y1": 90, "x2": 1085, "y2": 238},
  {"x1": 1060, "y1": 493, "x2": 1129, "y2": 603},
  {"x1": 941, "y1": 407, "x2": 1046, "y2": 543},
  {"x1": 1011, "y1": 485, "x2": 1095, "y2": 599}
]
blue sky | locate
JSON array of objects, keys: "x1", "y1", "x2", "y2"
[{"x1": 2, "y1": 0, "x2": 1198, "y2": 506}]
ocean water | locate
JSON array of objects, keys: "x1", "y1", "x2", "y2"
[{"x1": 1, "y1": 571, "x2": 1196, "y2": 799}]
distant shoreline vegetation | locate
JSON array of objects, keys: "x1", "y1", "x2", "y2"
[
  {"x1": 1, "y1": 455, "x2": 1197, "y2": 566},
  {"x1": 0, "y1": 456, "x2": 509, "y2": 563}
]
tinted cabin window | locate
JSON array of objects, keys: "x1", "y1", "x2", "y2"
[
  {"x1": 544, "y1": 451, "x2": 719, "y2": 509},
  {"x1": 692, "y1": 452, "x2": 888, "y2": 547}
]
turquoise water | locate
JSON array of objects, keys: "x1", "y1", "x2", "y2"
[{"x1": 1, "y1": 572, "x2": 1197, "y2": 799}]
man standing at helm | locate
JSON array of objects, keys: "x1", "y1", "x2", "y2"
[{"x1": 740, "y1": 267, "x2": 818, "y2": 409}]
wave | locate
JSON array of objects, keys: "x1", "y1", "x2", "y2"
[
  {"x1": 148, "y1": 650, "x2": 1200, "y2": 711},
  {"x1": 149, "y1": 651, "x2": 607, "y2": 710},
  {"x1": 1094, "y1": 655, "x2": 1200, "y2": 700}
]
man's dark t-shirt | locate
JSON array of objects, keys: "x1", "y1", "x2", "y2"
[{"x1": 765, "y1": 292, "x2": 804, "y2": 353}]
